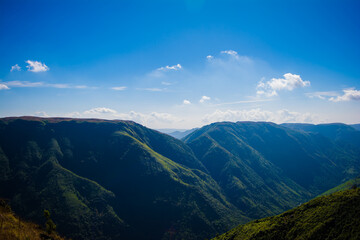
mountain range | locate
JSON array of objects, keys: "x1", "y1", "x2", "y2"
[{"x1": 0, "y1": 117, "x2": 359, "y2": 239}]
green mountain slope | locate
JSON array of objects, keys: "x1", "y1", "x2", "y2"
[
  {"x1": 0, "y1": 117, "x2": 244, "y2": 240},
  {"x1": 212, "y1": 188, "x2": 360, "y2": 240},
  {"x1": 1, "y1": 118, "x2": 359, "y2": 240},
  {"x1": 0, "y1": 136, "x2": 127, "y2": 239},
  {"x1": 281, "y1": 123, "x2": 360, "y2": 148},
  {"x1": 184, "y1": 122, "x2": 360, "y2": 219},
  {"x1": 352, "y1": 124, "x2": 360, "y2": 131},
  {"x1": 319, "y1": 176, "x2": 360, "y2": 197}
]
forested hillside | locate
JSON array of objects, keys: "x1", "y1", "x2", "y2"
[
  {"x1": 0, "y1": 117, "x2": 359, "y2": 240},
  {"x1": 213, "y1": 188, "x2": 360, "y2": 240}
]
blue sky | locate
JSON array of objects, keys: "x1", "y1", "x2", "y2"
[{"x1": 1, "y1": 0, "x2": 359, "y2": 128}]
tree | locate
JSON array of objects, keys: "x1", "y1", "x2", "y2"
[{"x1": 43, "y1": 209, "x2": 56, "y2": 234}]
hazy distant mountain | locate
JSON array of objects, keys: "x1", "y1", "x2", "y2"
[
  {"x1": 157, "y1": 128, "x2": 198, "y2": 139},
  {"x1": 351, "y1": 124, "x2": 360, "y2": 131},
  {"x1": 281, "y1": 123, "x2": 360, "y2": 148},
  {"x1": 0, "y1": 117, "x2": 359, "y2": 240},
  {"x1": 212, "y1": 188, "x2": 360, "y2": 240},
  {"x1": 170, "y1": 129, "x2": 198, "y2": 139}
]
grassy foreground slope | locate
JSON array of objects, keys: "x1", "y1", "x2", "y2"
[
  {"x1": 213, "y1": 188, "x2": 360, "y2": 240},
  {"x1": 0, "y1": 200, "x2": 64, "y2": 240},
  {"x1": 319, "y1": 176, "x2": 360, "y2": 197}
]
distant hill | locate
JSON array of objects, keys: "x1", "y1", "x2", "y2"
[
  {"x1": 170, "y1": 128, "x2": 198, "y2": 139},
  {"x1": 157, "y1": 128, "x2": 198, "y2": 139},
  {"x1": 352, "y1": 124, "x2": 360, "y2": 131},
  {"x1": 0, "y1": 199, "x2": 64, "y2": 240},
  {"x1": 281, "y1": 123, "x2": 360, "y2": 148},
  {"x1": 212, "y1": 188, "x2": 360, "y2": 240}
]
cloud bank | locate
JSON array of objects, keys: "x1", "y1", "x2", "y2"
[
  {"x1": 84, "y1": 107, "x2": 117, "y2": 114},
  {"x1": 202, "y1": 108, "x2": 319, "y2": 124}
]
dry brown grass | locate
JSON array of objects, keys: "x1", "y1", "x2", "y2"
[{"x1": 0, "y1": 201, "x2": 65, "y2": 240}]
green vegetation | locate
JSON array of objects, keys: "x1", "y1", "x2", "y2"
[
  {"x1": 0, "y1": 200, "x2": 64, "y2": 240},
  {"x1": 212, "y1": 188, "x2": 360, "y2": 240},
  {"x1": 319, "y1": 176, "x2": 360, "y2": 197},
  {"x1": 43, "y1": 210, "x2": 56, "y2": 235},
  {"x1": 0, "y1": 117, "x2": 243, "y2": 239},
  {"x1": 184, "y1": 121, "x2": 360, "y2": 219},
  {"x1": 281, "y1": 123, "x2": 360, "y2": 148},
  {"x1": 0, "y1": 117, "x2": 359, "y2": 240}
]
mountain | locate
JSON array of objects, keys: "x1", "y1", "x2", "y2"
[
  {"x1": 184, "y1": 121, "x2": 360, "y2": 219},
  {"x1": 351, "y1": 124, "x2": 360, "y2": 131},
  {"x1": 0, "y1": 199, "x2": 64, "y2": 240},
  {"x1": 212, "y1": 188, "x2": 360, "y2": 240},
  {"x1": 281, "y1": 123, "x2": 360, "y2": 148},
  {"x1": 0, "y1": 117, "x2": 244, "y2": 240},
  {"x1": 158, "y1": 128, "x2": 198, "y2": 139},
  {"x1": 1, "y1": 118, "x2": 359, "y2": 240}
]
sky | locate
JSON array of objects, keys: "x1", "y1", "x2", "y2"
[{"x1": 0, "y1": 0, "x2": 359, "y2": 129}]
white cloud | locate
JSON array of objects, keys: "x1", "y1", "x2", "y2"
[
  {"x1": 202, "y1": 108, "x2": 319, "y2": 124},
  {"x1": 10, "y1": 64, "x2": 21, "y2": 72},
  {"x1": 257, "y1": 73, "x2": 310, "y2": 97},
  {"x1": 3, "y1": 81, "x2": 91, "y2": 89},
  {"x1": 5, "y1": 81, "x2": 44, "y2": 87},
  {"x1": 84, "y1": 107, "x2": 117, "y2": 114},
  {"x1": 221, "y1": 50, "x2": 238, "y2": 56},
  {"x1": 206, "y1": 55, "x2": 214, "y2": 60},
  {"x1": 157, "y1": 63, "x2": 182, "y2": 71},
  {"x1": 26, "y1": 60, "x2": 49, "y2": 72},
  {"x1": 329, "y1": 89, "x2": 360, "y2": 102},
  {"x1": 64, "y1": 112, "x2": 82, "y2": 118},
  {"x1": 34, "y1": 111, "x2": 49, "y2": 117},
  {"x1": 74, "y1": 85, "x2": 89, "y2": 89},
  {"x1": 161, "y1": 81, "x2": 173, "y2": 86},
  {"x1": 116, "y1": 111, "x2": 181, "y2": 127},
  {"x1": 212, "y1": 50, "x2": 252, "y2": 63},
  {"x1": 183, "y1": 99, "x2": 191, "y2": 105},
  {"x1": 111, "y1": 86, "x2": 127, "y2": 91},
  {"x1": 306, "y1": 89, "x2": 360, "y2": 102},
  {"x1": 0, "y1": 83, "x2": 10, "y2": 90},
  {"x1": 213, "y1": 98, "x2": 273, "y2": 106},
  {"x1": 199, "y1": 95, "x2": 211, "y2": 103},
  {"x1": 306, "y1": 91, "x2": 338, "y2": 100},
  {"x1": 69, "y1": 109, "x2": 181, "y2": 128}
]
